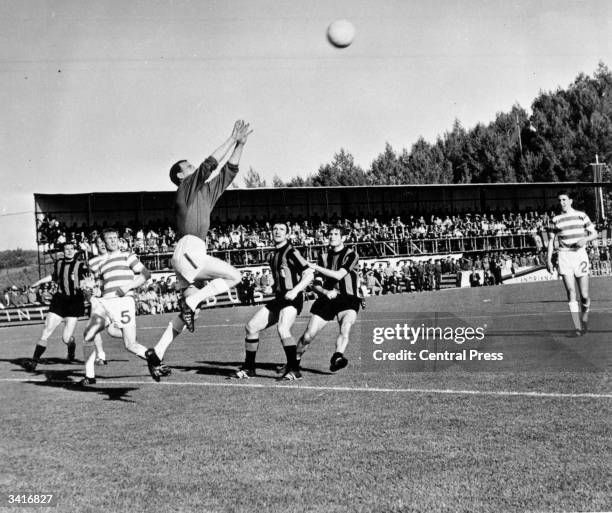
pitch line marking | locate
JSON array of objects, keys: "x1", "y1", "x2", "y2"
[
  {"x1": 0, "y1": 377, "x2": 610, "y2": 399},
  {"x1": 5, "y1": 305, "x2": 612, "y2": 339}
]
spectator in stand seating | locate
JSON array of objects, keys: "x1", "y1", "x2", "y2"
[
  {"x1": 27, "y1": 287, "x2": 39, "y2": 305},
  {"x1": 365, "y1": 271, "x2": 382, "y2": 296},
  {"x1": 470, "y1": 268, "x2": 481, "y2": 287}
]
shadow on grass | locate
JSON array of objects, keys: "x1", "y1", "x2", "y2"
[
  {"x1": 3, "y1": 356, "x2": 83, "y2": 367},
  {"x1": 171, "y1": 360, "x2": 333, "y2": 377},
  {"x1": 3, "y1": 360, "x2": 138, "y2": 402},
  {"x1": 27, "y1": 370, "x2": 138, "y2": 402}
]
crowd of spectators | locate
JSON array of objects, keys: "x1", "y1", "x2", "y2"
[
  {"x1": 37, "y1": 209, "x2": 562, "y2": 261},
  {"x1": 8, "y1": 209, "x2": 606, "y2": 313},
  {"x1": 1, "y1": 283, "x2": 57, "y2": 309}
]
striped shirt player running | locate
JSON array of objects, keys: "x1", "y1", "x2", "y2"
[
  {"x1": 144, "y1": 120, "x2": 253, "y2": 381},
  {"x1": 296, "y1": 225, "x2": 362, "y2": 373},
  {"x1": 80, "y1": 228, "x2": 152, "y2": 386},
  {"x1": 24, "y1": 242, "x2": 87, "y2": 371},
  {"x1": 547, "y1": 191, "x2": 597, "y2": 336},
  {"x1": 80, "y1": 236, "x2": 112, "y2": 366},
  {"x1": 231, "y1": 222, "x2": 314, "y2": 381}
]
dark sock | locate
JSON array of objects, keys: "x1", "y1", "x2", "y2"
[
  {"x1": 245, "y1": 351, "x2": 257, "y2": 370},
  {"x1": 244, "y1": 338, "x2": 258, "y2": 370},
  {"x1": 331, "y1": 351, "x2": 343, "y2": 362},
  {"x1": 283, "y1": 345, "x2": 297, "y2": 371},
  {"x1": 32, "y1": 344, "x2": 46, "y2": 362}
]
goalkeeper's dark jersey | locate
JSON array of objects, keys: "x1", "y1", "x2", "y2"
[{"x1": 175, "y1": 156, "x2": 239, "y2": 240}]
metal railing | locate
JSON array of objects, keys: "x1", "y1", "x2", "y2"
[{"x1": 135, "y1": 234, "x2": 542, "y2": 271}]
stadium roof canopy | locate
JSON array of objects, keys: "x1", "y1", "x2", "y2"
[{"x1": 34, "y1": 181, "x2": 604, "y2": 227}]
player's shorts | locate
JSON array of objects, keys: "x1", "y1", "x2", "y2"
[
  {"x1": 90, "y1": 296, "x2": 137, "y2": 329},
  {"x1": 48, "y1": 293, "x2": 85, "y2": 318},
  {"x1": 265, "y1": 295, "x2": 304, "y2": 316},
  {"x1": 310, "y1": 294, "x2": 361, "y2": 322},
  {"x1": 557, "y1": 248, "x2": 590, "y2": 277},
  {"x1": 171, "y1": 235, "x2": 208, "y2": 289}
]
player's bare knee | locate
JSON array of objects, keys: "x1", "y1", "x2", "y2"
[
  {"x1": 84, "y1": 316, "x2": 105, "y2": 341},
  {"x1": 245, "y1": 322, "x2": 259, "y2": 338},
  {"x1": 277, "y1": 324, "x2": 292, "y2": 340},
  {"x1": 170, "y1": 317, "x2": 185, "y2": 334},
  {"x1": 303, "y1": 330, "x2": 316, "y2": 344}
]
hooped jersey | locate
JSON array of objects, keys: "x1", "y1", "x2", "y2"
[
  {"x1": 92, "y1": 251, "x2": 145, "y2": 298},
  {"x1": 550, "y1": 210, "x2": 593, "y2": 251}
]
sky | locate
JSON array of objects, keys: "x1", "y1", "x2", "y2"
[{"x1": 1, "y1": 0, "x2": 611, "y2": 250}]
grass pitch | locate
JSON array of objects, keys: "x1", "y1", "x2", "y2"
[{"x1": 1, "y1": 278, "x2": 611, "y2": 513}]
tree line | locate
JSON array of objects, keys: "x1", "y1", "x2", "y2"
[{"x1": 242, "y1": 63, "x2": 612, "y2": 188}]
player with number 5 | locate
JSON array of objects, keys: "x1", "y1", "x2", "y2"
[
  {"x1": 80, "y1": 228, "x2": 152, "y2": 385},
  {"x1": 547, "y1": 191, "x2": 597, "y2": 336}
]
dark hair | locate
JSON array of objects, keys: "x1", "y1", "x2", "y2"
[
  {"x1": 62, "y1": 242, "x2": 76, "y2": 251},
  {"x1": 557, "y1": 190, "x2": 572, "y2": 199},
  {"x1": 328, "y1": 225, "x2": 348, "y2": 236},
  {"x1": 169, "y1": 160, "x2": 187, "y2": 186}
]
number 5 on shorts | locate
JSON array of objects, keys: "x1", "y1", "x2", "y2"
[{"x1": 120, "y1": 310, "x2": 132, "y2": 324}]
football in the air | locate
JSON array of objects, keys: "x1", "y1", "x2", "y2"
[{"x1": 327, "y1": 19, "x2": 355, "y2": 48}]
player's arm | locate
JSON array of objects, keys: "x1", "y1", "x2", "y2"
[
  {"x1": 227, "y1": 121, "x2": 252, "y2": 167},
  {"x1": 116, "y1": 257, "x2": 152, "y2": 297},
  {"x1": 209, "y1": 120, "x2": 243, "y2": 163},
  {"x1": 311, "y1": 278, "x2": 337, "y2": 300},
  {"x1": 546, "y1": 232, "x2": 557, "y2": 273},
  {"x1": 308, "y1": 262, "x2": 348, "y2": 282},
  {"x1": 308, "y1": 250, "x2": 357, "y2": 282},
  {"x1": 207, "y1": 121, "x2": 253, "y2": 203},
  {"x1": 193, "y1": 121, "x2": 243, "y2": 189},
  {"x1": 284, "y1": 250, "x2": 315, "y2": 300},
  {"x1": 31, "y1": 275, "x2": 52, "y2": 288},
  {"x1": 580, "y1": 217, "x2": 598, "y2": 245}
]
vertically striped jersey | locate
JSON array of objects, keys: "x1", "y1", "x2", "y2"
[
  {"x1": 52, "y1": 258, "x2": 87, "y2": 297},
  {"x1": 317, "y1": 247, "x2": 360, "y2": 297},
  {"x1": 550, "y1": 210, "x2": 593, "y2": 250},
  {"x1": 268, "y1": 243, "x2": 309, "y2": 297},
  {"x1": 92, "y1": 251, "x2": 145, "y2": 298}
]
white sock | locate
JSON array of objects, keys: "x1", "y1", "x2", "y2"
[
  {"x1": 84, "y1": 348, "x2": 96, "y2": 379},
  {"x1": 93, "y1": 334, "x2": 106, "y2": 361},
  {"x1": 568, "y1": 301, "x2": 581, "y2": 330},
  {"x1": 125, "y1": 341, "x2": 148, "y2": 359},
  {"x1": 155, "y1": 319, "x2": 185, "y2": 360},
  {"x1": 186, "y1": 278, "x2": 231, "y2": 311}
]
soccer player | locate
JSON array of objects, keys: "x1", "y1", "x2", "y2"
[
  {"x1": 24, "y1": 242, "x2": 87, "y2": 371},
  {"x1": 547, "y1": 191, "x2": 597, "y2": 336},
  {"x1": 295, "y1": 226, "x2": 362, "y2": 373},
  {"x1": 83, "y1": 236, "x2": 113, "y2": 365},
  {"x1": 144, "y1": 120, "x2": 252, "y2": 380},
  {"x1": 80, "y1": 229, "x2": 152, "y2": 385},
  {"x1": 231, "y1": 222, "x2": 313, "y2": 380}
]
